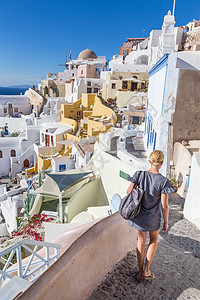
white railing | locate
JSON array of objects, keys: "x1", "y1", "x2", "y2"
[{"x1": 0, "y1": 239, "x2": 60, "y2": 286}]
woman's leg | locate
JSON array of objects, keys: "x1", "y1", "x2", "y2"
[
  {"x1": 143, "y1": 230, "x2": 159, "y2": 277},
  {"x1": 136, "y1": 230, "x2": 146, "y2": 278}
]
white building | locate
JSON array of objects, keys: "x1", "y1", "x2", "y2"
[
  {"x1": 0, "y1": 137, "x2": 21, "y2": 177},
  {"x1": 144, "y1": 51, "x2": 200, "y2": 175},
  {"x1": 109, "y1": 11, "x2": 185, "y2": 72},
  {"x1": 41, "y1": 49, "x2": 107, "y2": 105},
  {"x1": 40, "y1": 122, "x2": 73, "y2": 150},
  {"x1": 51, "y1": 156, "x2": 75, "y2": 172},
  {"x1": 71, "y1": 139, "x2": 95, "y2": 169},
  {"x1": 66, "y1": 49, "x2": 107, "y2": 74},
  {"x1": 43, "y1": 97, "x2": 68, "y2": 115},
  {"x1": 99, "y1": 127, "x2": 148, "y2": 170},
  {"x1": 184, "y1": 19, "x2": 200, "y2": 33},
  {"x1": 0, "y1": 135, "x2": 38, "y2": 177},
  {"x1": 0, "y1": 117, "x2": 27, "y2": 134},
  {"x1": 66, "y1": 77, "x2": 105, "y2": 103},
  {"x1": 0, "y1": 95, "x2": 32, "y2": 117}
]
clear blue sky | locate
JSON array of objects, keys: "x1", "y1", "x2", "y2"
[{"x1": 0, "y1": 0, "x2": 199, "y2": 86}]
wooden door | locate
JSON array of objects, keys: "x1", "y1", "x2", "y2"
[{"x1": 23, "y1": 159, "x2": 29, "y2": 168}]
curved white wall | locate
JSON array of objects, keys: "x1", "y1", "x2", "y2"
[
  {"x1": 183, "y1": 152, "x2": 200, "y2": 229},
  {"x1": 18, "y1": 213, "x2": 137, "y2": 300}
]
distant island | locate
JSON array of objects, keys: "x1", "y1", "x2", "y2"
[{"x1": 5, "y1": 85, "x2": 32, "y2": 89}]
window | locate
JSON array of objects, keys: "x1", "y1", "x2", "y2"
[
  {"x1": 111, "y1": 83, "x2": 116, "y2": 89},
  {"x1": 77, "y1": 111, "x2": 81, "y2": 116},
  {"x1": 87, "y1": 88, "x2": 92, "y2": 93},
  {"x1": 122, "y1": 81, "x2": 128, "y2": 89},
  {"x1": 0, "y1": 150, "x2": 2, "y2": 158},
  {"x1": 87, "y1": 81, "x2": 91, "y2": 86},
  {"x1": 44, "y1": 87, "x2": 48, "y2": 95},
  {"x1": 132, "y1": 116, "x2": 140, "y2": 124},
  {"x1": 14, "y1": 108, "x2": 18, "y2": 113},
  {"x1": 123, "y1": 50, "x2": 129, "y2": 56},
  {"x1": 42, "y1": 133, "x2": 44, "y2": 142},
  {"x1": 51, "y1": 136, "x2": 54, "y2": 146},
  {"x1": 59, "y1": 164, "x2": 66, "y2": 172},
  {"x1": 93, "y1": 88, "x2": 98, "y2": 93},
  {"x1": 53, "y1": 88, "x2": 57, "y2": 95},
  {"x1": 4, "y1": 108, "x2": 7, "y2": 113},
  {"x1": 8, "y1": 104, "x2": 12, "y2": 109},
  {"x1": 131, "y1": 82, "x2": 137, "y2": 91},
  {"x1": 11, "y1": 149, "x2": 16, "y2": 157},
  {"x1": 81, "y1": 70, "x2": 84, "y2": 74},
  {"x1": 23, "y1": 159, "x2": 29, "y2": 168}
]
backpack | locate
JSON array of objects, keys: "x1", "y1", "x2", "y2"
[{"x1": 119, "y1": 171, "x2": 144, "y2": 220}]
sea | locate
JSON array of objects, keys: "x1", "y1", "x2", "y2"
[{"x1": 0, "y1": 87, "x2": 28, "y2": 95}]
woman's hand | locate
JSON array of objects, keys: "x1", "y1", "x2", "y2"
[{"x1": 162, "y1": 221, "x2": 168, "y2": 231}]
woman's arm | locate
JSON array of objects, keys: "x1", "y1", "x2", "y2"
[
  {"x1": 161, "y1": 193, "x2": 169, "y2": 231},
  {"x1": 126, "y1": 182, "x2": 134, "y2": 194}
]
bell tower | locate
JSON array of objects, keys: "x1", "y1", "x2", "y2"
[{"x1": 157, "y1": 10, "x2": 175, "y2": 60}]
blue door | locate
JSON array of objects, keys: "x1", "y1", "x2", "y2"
[{"x1": 59, "y1": 164, "x2": 66, "y2": 172}]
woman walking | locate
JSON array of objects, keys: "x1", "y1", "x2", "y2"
[{"x1": 127, "y1": 150, "x2": 175, "y2": 281}]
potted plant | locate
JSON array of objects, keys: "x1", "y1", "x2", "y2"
[{"x1": 168, "y1": 174, "x2": 179, "y2": 192}]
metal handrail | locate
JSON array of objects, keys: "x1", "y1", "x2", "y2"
[{"x1": 0, "y1": 239, "x2": 60, "y2": 286}]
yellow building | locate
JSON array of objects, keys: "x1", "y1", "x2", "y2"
[
  {"x1": 61, "y1": 93, "x2": 117, "y2": 138},
  {"x1": 101, "y1": 71, "x2": 148, "y2": 104},
  {"x1": 36, "y1": 94, "x2": 116, "y2": 172}
]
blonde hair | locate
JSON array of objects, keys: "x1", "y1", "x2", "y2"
[{"x1": 149, "y1": 150, "x2": 164, "y2": 166}]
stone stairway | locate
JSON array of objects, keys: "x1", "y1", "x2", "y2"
[{"x1": 87, "y1": 193, "x2": 200, "y2": 300}]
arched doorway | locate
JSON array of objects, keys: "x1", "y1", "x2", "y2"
[
  {"x1": 23, "y1": 159, "x2": 29, "y2": 168},
  {"x1": 10, "y1": 149, "x2": 16, "y2": 157},
  {"x1": 43, "y1": 86, "x2": 48, "y2": 98},
  {"x1": 49, "y1": 86, "x2": 54, "y2": 97}
]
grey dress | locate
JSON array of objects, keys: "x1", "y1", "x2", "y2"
[{"x1": 127, "y1": 170, "x2": 175, "y2": 232}]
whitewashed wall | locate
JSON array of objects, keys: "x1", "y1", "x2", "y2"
[
  {"x1": 144, "y1": 53, "x2": 179, "y2": 175},
  {"x1": 52, "y1": 157, "x2": 75, "y2": 172},
  {"x1": 0, "y1": 137, "x2": 21, "y2": 177},
  {"x1": 183, "y1": 152, "x2": 200, "y2": 229},
  {"x1": 71, "y1": 144, "x2": 86, "y2": 169},
  {"x1": 0, "y1": 117, "x2": 27, "y2": 132},
  {"x1": 26, "y1": 126, "x2": 41, "y2": 142},
  {"x1": 99, "y1": 128, "x2": 122, "y2": 152},
  {"x1": 1, "y1": 197, "x2": 18, "y2": 234},
  {"x1": 92, "y1": 143, "x2": 137, "y2": 201}
]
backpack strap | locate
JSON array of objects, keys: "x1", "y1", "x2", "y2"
[{"x1": 133, "y1": 171, "x2": 143, "y2": 189}]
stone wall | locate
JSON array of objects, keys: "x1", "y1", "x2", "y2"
[
  {"x1": 173, "y1": 69, "x2": 200, "y2": 142},
  {"x1": 183, "y1": 30, "x2": 200, "y2": 51}
]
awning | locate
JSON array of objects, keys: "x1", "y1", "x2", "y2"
[
  {"x1": 35, "y1": 165, "x2": 93, "y2": 196},
  {"x1": 48, "y1": 172, "x2": 91, "y2": 192}
]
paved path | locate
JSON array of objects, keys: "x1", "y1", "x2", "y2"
[{"x1": 87, "y1": 194, "x2": 200, "y2": 300}]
